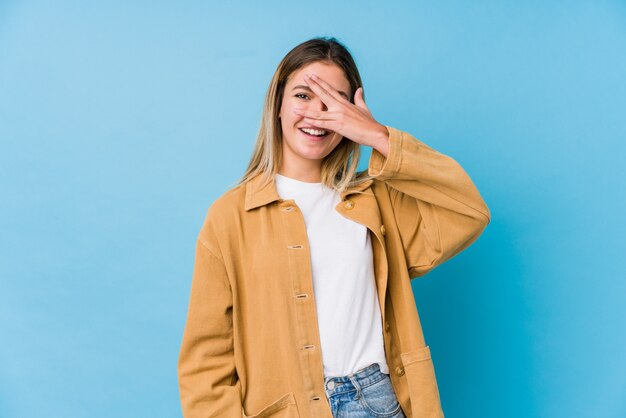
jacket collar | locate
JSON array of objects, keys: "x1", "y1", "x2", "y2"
[{"x1": 244, "y1": 171, "x2": 374, "y2": 211}]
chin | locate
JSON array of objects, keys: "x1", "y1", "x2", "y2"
[
  {"x1": 282, "y1": 134, "x2": 340, "y2": 161},
  {"x1": 296, "y1": 149, "x2": 329, "y2": 161}
]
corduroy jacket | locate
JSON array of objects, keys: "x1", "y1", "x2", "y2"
[{"x1": 177, "y1": 125, "x2": 491, "y2": 418}]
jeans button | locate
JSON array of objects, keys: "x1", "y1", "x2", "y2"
[{"x1": 327, "y1": 380, "x2": 336, "y2": 390}]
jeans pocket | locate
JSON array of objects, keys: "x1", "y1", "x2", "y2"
[{"x1": 358, "y1": 374, "x2": 403, "y2": 417}]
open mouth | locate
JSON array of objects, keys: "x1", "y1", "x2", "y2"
[{"x1": 299, "y1": 127, "x2": 331, "y2": 140}]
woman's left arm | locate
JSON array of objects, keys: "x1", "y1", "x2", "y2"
[{"x1": 369, "y1": 125, "x2": 491, "y2": 279}]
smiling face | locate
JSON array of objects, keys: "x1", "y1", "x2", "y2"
[{"x1": 277, "y1": 61, "x2": 352, "y2": 180}]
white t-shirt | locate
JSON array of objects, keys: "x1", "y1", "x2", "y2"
[{"x1": 274, "y1": 173, "x2": 390, "y2": 377}]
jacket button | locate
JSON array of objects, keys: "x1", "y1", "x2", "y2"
[
  {"x1": 344, "y1": 200, "x2": 354, "y2": 209},
  {"x1": 380, "y1": 224, "x2": 386, "y2": 236},
  {"x1": 384, "y1": 321, "x2": 390, "y2": 332},
  {"x1": 395, "y1": 366, "x2": 405, "y2": 376}
]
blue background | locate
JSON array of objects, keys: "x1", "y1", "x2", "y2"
[{"x1": 1, "y1": 1, "x2": 625, "y2": 417}]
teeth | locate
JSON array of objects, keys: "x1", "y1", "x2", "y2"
[{"x1": 301, "y1": 128, "x2": 328, "y2": 136}]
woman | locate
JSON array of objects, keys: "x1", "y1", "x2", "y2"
[{"x1": 178, "y1": 37, "x2": 490, "y2": 418}]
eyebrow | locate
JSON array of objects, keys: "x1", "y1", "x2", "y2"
[{"x1": 292, "y1": 85, "x2": 350, "y2": 100}]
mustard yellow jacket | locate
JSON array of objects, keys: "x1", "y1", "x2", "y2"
[{"x1": 177, "y1": 125, "x2": 491, "y2": 418}]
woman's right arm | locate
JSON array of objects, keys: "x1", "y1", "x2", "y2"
[{"x1": 177, "y1": 233, "x2": 243, "y2": 418}]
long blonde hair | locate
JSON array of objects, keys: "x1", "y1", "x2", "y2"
[{"x1": 235, "y1": 36, "x2": 375, "y2": 195}]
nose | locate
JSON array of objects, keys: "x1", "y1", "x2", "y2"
[{"x1": 310, "y1": 97, "x2": 327, "y2": 112}]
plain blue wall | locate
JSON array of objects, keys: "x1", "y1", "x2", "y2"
[{"x1": 1, "y1": 1, "x2": 625, "y2": 417}]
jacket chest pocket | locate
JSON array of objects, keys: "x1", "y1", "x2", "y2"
[
  {"x1": 399, "y1": 346, "x2": 444, "y2": 418},
  {"x1": 243, "y1": 391, "x2": 300, "y2": 418}
]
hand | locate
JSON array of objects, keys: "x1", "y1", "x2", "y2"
[{"x1": 293, "y1": 73, "x2": 389, "y2": 149}]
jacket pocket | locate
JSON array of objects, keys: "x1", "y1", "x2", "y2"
[
  {"x1": 243, "y1": 391, "x2": 300, "y2": 418},
  {"x1": 400, "y1": 346, "x2": 444, "y2": 418}
]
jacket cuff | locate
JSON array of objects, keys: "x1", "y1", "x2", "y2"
[{"x1": 367, "y1": 125, "x2": 403, "y2": 180}]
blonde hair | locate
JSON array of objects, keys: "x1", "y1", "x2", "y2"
[{"x1": 234, "y1": 36, "x2": 375, "y2": 195}]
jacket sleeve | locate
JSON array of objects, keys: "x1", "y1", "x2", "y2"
[
  {"x1": 368, "y1": 125, "x2": 491, "y2": 279},
  {"x1": 177, "y1": 227, "x2": 243, "y2": 417}
]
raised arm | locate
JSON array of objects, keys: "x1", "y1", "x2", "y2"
[{"x1": 369, "y1": 125, "x2": 491, "y2": 279}]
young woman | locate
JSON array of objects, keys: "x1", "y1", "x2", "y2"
[{"x1": 178, "y1": 37, "x2": 491, "y2": 418}]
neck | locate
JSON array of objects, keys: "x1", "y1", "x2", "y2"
[{"x1": 278, "y1": 160, "x2": 322, "y2": 183}]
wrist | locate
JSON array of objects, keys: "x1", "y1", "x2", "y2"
[{"x1": 371, "y1": 124, "x2": 390, "y2": 158}]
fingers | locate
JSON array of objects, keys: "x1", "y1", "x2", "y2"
[
  {"x1": 305, "y1": 74, "x2": 346, "y2": 106},
  {"x1": 293, "y1": 108, "x2": 341, "y2": 130},
  {"x1": 293, "y1": 108, "x2": 340, "y2": 120},
  {"x1": 353, "y1": 87, "x2": 370, "y2": 112}
]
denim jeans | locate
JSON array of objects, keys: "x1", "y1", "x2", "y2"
[{"x1": 323, "y1": 363, "x2": 406, "y2": 417}]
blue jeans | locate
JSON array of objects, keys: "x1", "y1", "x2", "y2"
[{"x1": 323, "y1": 363, "x2": 406, "y2": 417}]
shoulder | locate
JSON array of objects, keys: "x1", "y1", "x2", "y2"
[
  {"x1": 197, "y1": 181, "x2": 247, "y2": 254},
  {"x1": 208, "y1": 182, "x2": 246, "y2": 219}
]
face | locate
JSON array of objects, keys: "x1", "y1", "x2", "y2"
[{"x1": 278, "y1": 61, "x2": 352, "y2": 168}]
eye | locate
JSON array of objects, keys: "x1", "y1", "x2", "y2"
[{"x1": 295, "y1": 93, "x2": 310, "y2": 100}]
